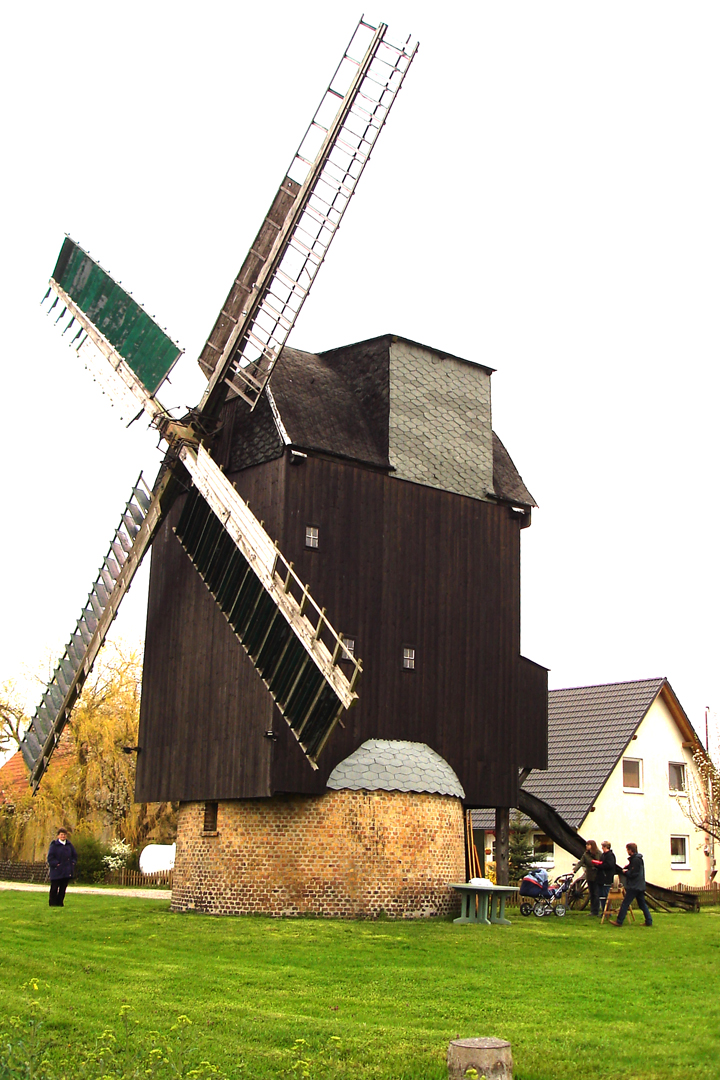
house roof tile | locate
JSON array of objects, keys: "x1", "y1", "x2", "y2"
[{"x1": 472, "y1": 677, "x2": 668, "y2": 830}]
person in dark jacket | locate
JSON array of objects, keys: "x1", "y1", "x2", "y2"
[
  {"x1": 572, "y1": 840, "x2": 603, "y2": 915},
  {"x1": 611, "y1": 842, "x2": 653, "y2": 926},
  {"x1": 46, "y1": 828, "x2": 77, "y2": 907},
  {"x1": 597, "y1": 841, "x2": 618, "y2": 914}
]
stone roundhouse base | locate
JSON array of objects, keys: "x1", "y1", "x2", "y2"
[{"x1": 171, "y1": 789, "x2": 465, "y2": 918}]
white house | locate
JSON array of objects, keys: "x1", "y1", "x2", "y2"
[{"x1": 474, "y1": 678, "x2": 714, "y2": 889}]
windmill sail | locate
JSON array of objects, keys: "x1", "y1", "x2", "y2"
[
  {"x1": 198, "y1": 17, "x2": 418, "y2": 413},
  {"x1": 176, "y1": 445, "x2": 361, "y2": 764},
  {"x1": 19, "y1": 472, "x2": 177, "y2": 791},
  {"x1": 45, "y1": 238, "x2": 181, "y2": 425},
  {"x1": 26, "y1": 16, "x2": 417, "y2": 789}
]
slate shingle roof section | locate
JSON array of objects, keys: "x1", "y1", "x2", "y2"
[
  {"x1": 315, "y1": 335, "x2": 391, "y2": 463},
  {"x1": 327, "y1": 739, "x2": 465, "y2": 797},
  {"x1": 264, "y1": 346, "x2": 389, "y2": 468},
  {"x1": 227, "y1": 392, "x2": 284, "y2": 472},
  {"x1": 222, "y1": 334, "x2": 534, "y2": 507},
  {"x1": 387, "y1": 339, "x2": 494, "y2": 502},
  {"x1": 472, "y1": 678, "x2": 667, "y2": 830},
  {"x1": 493, "y1": 433, "x2": 536, "y2": 508}
]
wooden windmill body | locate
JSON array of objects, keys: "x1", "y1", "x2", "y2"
[{"x1": 138, "y1": 334, "x2": 548, "y2": 810}]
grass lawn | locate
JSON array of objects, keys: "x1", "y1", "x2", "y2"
[{"x1": 0, "y1": 891, "x2": 718, "y2": 1079}]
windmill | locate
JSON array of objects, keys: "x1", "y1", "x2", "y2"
[{"x1": 20, "y1": 17, "x2": 418, "y2": 793}]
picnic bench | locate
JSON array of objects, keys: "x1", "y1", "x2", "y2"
[{"x1": 450, "y1": 882, "x2": 518, "y2": 925}]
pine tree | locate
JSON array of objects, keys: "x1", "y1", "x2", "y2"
[{"x1": 508, "y1": 812, "x2": 537, "y2": 884}]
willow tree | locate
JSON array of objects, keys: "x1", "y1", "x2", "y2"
[{"x1": 1, "y1": 642, "x2": 176, "y2": 860}]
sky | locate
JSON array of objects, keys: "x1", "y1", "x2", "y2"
[{"x1": 1, "y1": 1, "x2": 718, "y2": 751}]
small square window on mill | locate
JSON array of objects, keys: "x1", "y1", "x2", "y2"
[
  {"x1": 402, "y1": 647, "x2": 416, "y2": 670},
  {"x1": 203, "y1": 802, "x2": 218, "y2": 832},
  {"x1": 305, "y1": 525, "x2": 319, "y2": 549}
]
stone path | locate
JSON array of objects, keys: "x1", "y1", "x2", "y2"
[{"x1": 0, "y1": 881, "x2": 171, "y2": 900}]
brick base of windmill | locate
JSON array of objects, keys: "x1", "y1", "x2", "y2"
[{"x1": 170, "y1": 741, "x2": 466, "y2": 919}]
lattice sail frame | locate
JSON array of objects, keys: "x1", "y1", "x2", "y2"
[
  {"x1": 200, "y1": 18, "x2": 418, "y2": 410},
  {"x1": 19, "y1": 475, "x2": 172, "y2": 790}
]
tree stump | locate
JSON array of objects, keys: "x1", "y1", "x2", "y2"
[{"x1": 447, "y1": 1037, "x2": 513, "y2": 1079}]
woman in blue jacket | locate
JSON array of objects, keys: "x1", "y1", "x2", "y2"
[{"x1": 46, "y1": 828, "x2": 77, "y2": 907}]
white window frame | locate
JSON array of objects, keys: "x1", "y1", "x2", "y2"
[
  {"x1": 622, "y1": 757, "x2": 643, "y2": 793},
  {"x1": 305, "y1": 524, "x2": 319, "y2": 549},
  {"x1": 668, "y1": 761, "x2": 687, "y2": 795},
  {"x1": 670, "y1": 834, "x2": 690, "y2": 870},
  {"x1": 402, "y1": 646, "x2": 416, "y2": 671}
]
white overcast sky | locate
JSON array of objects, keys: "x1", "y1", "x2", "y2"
[{"x1": 1, "y1": 1, "x2": 718, "y2": 750}]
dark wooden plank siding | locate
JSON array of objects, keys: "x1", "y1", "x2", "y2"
[
  {"x1": 271, "y1": 456, "x2": 535, "y2": 807},
  {"x1": 135, "y1": 459, "x2": 286, "y2": 802},
  {"x1": 137, "y1": 452, "x2": 546, "y2": 808}
]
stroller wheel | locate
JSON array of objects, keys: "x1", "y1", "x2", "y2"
[
  {"x1": 520, "y1": 902, "x2": 533, "y2": 917},
  {"x1": 554, "y1": 904, "x2": 567, "y2": 917},
  {"x1": 533, "y1": 901, "x2": 547, "y2": 917}
]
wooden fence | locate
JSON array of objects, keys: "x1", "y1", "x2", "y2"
[
  {"x1": 104, "y1": 868, "x2": 173, "y2": 888},
  {"x1": 0, "y1": 860, "x2": 49, "y2": 884},
  {"x1": 671, "y1": 882, "x2": 719, "y2": 906}
]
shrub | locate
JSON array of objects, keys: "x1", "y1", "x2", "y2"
[
  {"x1": 102, "y1": 839, "x2": 132, "y2": 873},
  {"x1": 72, "y1": 835, "x2": 111, "y2": 884}
]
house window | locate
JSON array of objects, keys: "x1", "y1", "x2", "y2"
[
  {"x1": 203, "y1": 801, "x2": 218, "y2": 833},
  {"x1": 622, "y1": 758, "x2": 643, "y2": 792},
  {"x1": 670, "y1": 835, "x2": 690, "y2": 868},
  {"x1": 533, "y1": 833, "x2": 554, "y2": 861},
  {"x1": 402, "y1": 646, "x2": 416, "y2": 670},
  {"x1": 305, "y1": 525, "x2": 319, "y2": 549},
  {"x1": 669, "y1": 762, "x2": 686, "y2": 793},
  {"x1": 342, "y1": 636, "x2": 356, "y2": 660}
]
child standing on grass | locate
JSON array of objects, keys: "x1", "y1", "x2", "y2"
[{"x1": 46, "y1": 827, "x2": 77, "y2": 908}]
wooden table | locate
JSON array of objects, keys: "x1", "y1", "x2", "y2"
[{"x1": 450, "y1": 883, "x2": 518, "y2": 925}]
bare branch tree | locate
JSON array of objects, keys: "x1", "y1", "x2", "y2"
[
  {"x1": 0, "y1": 681, "x2": 28, "y2": 756},
  {"x1": 677, "y1": 749, "x2": 720, "y2": 848}
]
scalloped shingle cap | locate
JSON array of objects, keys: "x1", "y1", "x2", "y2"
[{"x1": 327, "y1": 739, "x2": 465, "y2": 798}]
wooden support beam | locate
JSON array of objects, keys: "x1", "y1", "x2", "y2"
[{"x1": 495, "y1": 807, "x2": 510, "y2": 886}]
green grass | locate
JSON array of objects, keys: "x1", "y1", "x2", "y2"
[{"x1": 0, "y1": 892, "x2": 718, "y2": 1079}]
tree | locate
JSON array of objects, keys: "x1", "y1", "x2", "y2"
[
  {"x1": 1, "y1": 641, "x2": 177, "y2": 861},
  {"x1": 678, "y1": 749, "x2": 720, "y2": 850},
  {"x1": 0, "y1": 680, "x2": 28, "y2": 757},
  {"x1": 508, "y1": 812, "x2": 537, "y2": 883}
]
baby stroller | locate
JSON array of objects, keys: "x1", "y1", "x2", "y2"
[{"x1": 519, "y1": 871, "x2": 574, "y2": 917}]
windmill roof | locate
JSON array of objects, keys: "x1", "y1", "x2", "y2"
[
  {"x1": 224, "y1": 334, "x2": 535, "y2": 506},
  {"x1": 327, "y1": 738, "x2": 465, "y2": 797},
  {"x1": 492, "y1": 432, "x2": 535, "y2": 507},
  {"x1": 270, "y1": 345, "x2": 389, "y2": 468},
  {"x1": 472, "y1": 677, "x2": 691, "y2": 830}
]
